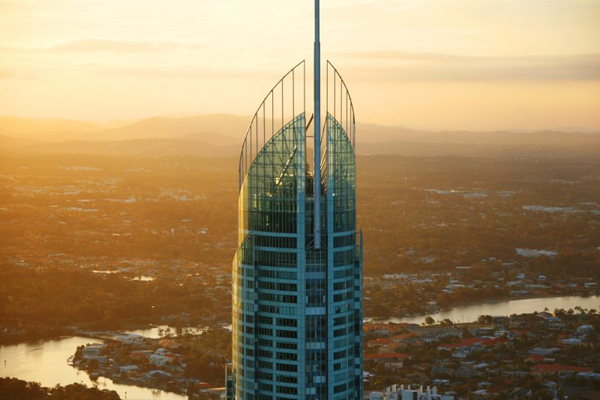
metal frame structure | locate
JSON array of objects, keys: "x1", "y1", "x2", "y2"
[
  {"x1": 326, "y1": 61, "x2": 356, "y2": 150},
  {"x1": 239, "y1": 61, "x2": 306, "y2": 191}
]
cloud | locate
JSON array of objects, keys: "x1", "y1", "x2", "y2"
[
  {"x1": 0, "y1": 69, "x2": 15, "y2": 78},
  {"x1": 87, "y1": 65, "x2": 275, "y2": 80},
  {"x1": 46, "y1": 39, "x2": 203, "y2": 54},
  {"x1": 339, "y1": 51, "x2": 600, "y2": 81},
  {"x1": 327, "y1": 0, "x2": 427, "y2": 11}
]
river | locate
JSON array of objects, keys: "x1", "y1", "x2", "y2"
[
  {"x1": 378, "y1": 295, "x2": 600, "y2": 325},
  {"x1": 0, "y1": 335, "x2": 187, "y2": 400},
  {"x1": 2, "y1": 296, "x2": 599, "y2": 399}
]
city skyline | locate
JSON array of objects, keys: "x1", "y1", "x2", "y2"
[{"x1": 1, "y1": 0, "x2": 599, "y2": 131}]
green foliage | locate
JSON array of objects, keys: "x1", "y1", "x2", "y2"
[
  {"x1": 0, "y1": 377, "x2": 121, "y2": 400},
  {"x1": 0, "y1": 264, "x2": 212, "y2": 331}
]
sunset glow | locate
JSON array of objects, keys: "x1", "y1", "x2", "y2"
[{"x1": 1, "y1": 0, "x2": 599, "y2": 130}]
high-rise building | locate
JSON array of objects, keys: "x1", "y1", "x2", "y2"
[{"x1": 227, "y1": 2, "x2": 363, "y2": 399}]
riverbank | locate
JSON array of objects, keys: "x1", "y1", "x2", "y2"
[
  {"x1": 459, "y1": 292, "x2": 593, "y2": 317},
  {"x1": 70, "y1": 327, "x2": 227, "y2": 398},
  {"x1": 0, "y1": 335, "x2": 188, "y2": 400},
  {"x1": 71, "y1": 338, "x2": 188, "y2": 396},
  {"x1": 371, "y1": 294, "x2": 600, "y2": 325},
  {"x1": 0, "y1": 377, "x2": 121, "y2": 400},
  {"x1": 363, "y1": 305, "x2": 600, "y2": 398}
]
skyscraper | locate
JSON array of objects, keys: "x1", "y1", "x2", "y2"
[{"x1": 228, "y1": 2, "x2": 363, "y2": 399}]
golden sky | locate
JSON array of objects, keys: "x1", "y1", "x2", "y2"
[{"x1": 1, "y1": 0, "x2": 599, "y2": 131}]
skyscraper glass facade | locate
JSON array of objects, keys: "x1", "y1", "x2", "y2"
[{"x1": 228, "y1": 59, "x2": 362, "y2": 400}]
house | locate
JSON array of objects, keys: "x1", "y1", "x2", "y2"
[
  {"x1": 438, "y1": 338, "x2": 484, "y2": 351},
  {"x1": 364, "y1": 323, "x2": 408, "y2": 335},
  {"x1": 452, "y1": 349, "x2": 471, "y2": 359},
  {"x1": 365, "y1": 353, "x2": 409, "y2": 369},
  {"x1": 82, "y1": 343, "x2": 106, "y2": 359},
  {"x1": 528, "y1": 347, "x2": 560, "y2": 356},
  {"x1": 525, "y1": 354, "x2": 544, "y2": 363},
  {"x1": 367, "y1": 338, "x2": 394, "y2": 348},
  {"x1": 576, "y1": 372, "x2": 600, "y2": 381},
  {"x1": 149, "y1": 348, "x2": 179, "y2": 367},
  {"x1": 130, "y1": 350, "x2": 153, "y2": 359},
  {"x1": 370, "y1": 384, "x2": 454, "y2": 400},
  {"x1": 116, "y1": 333, "x2": 144, "y2": 345},
  {"x1": 145, "y1": 370, "x2": 172, "y2": 379},
  {"x1": 159, "y1": 339, "x2": 181, "y2": 349},
  {"x1": 369, "y1": 392, "x2": 384, "y2": 400},
  {"x1": 119, "y1": 365, "x2": 138, "y2": 374},
  {"x1": 457, "y1": 368, "x2": 483, "y2": 379},
  {"x1": 549, "y1": 322, "x2": 567, "y2": 331},
  {"x1": 561, "y1": 338, "x2": 583, "y2": 346},
  {"x1": 390, "y1": 333, "x2": 416, "y2": 344},
  {"x1": 532, "y1": 364, "x2": 593, "y2": 377},
  {"x1": 577, "y1": 325, "x2": 593, "y2": 335}
]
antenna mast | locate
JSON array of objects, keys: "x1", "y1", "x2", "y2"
[{"x1": 314, "y1": 0, "x2": 322, "y2": 249}]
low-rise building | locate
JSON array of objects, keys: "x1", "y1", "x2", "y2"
[
  {"x1": 369, "y1": 384, "x2": 454, "y2": 400},
  {"x1": 531, "y1": 364, "x2": 593, "y2": 377},
  {"x1": 82, "y1": 343, "x2": 106, "y2": 358},
  {"x1": 115, "y1": 333, "x2": 144, "y2": 346}
]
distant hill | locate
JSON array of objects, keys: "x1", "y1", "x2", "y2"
[
  {"x1": 1, "y1": 114, "x2": 598, "y2": 159},
  {"x1": 0, "y1": 114, "x2": 249, "y2": 144},
  {"x1": 0, "y1": 117, "x2": 102, "y2": 141},
  {"x1": 92, "y1": 114, "x2": 249, "y2": 144},
  {"x1": 355, "y1": 124, "x2": 600, "y2": 158},
  {"x1": 0, "y1": 134, "x2": 38, "y2": 149},
  {"x1": 23, "y1": 138, "x2": 239, "y2": 158}
]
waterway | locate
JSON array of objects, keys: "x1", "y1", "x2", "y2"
[
  {"x1": 379, "y1": 295, "x2": 600, "y2": 325},
  {"x1": 0, "y1": 336, "x2": 186, "y2": 400},
  {"x1": 2, "y1": 296, "x2": 599, "y2": 399}
]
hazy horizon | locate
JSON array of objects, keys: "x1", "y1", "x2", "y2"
[
  {"x1": 1, "y1": 113, "x2": 600, "y2": 135},
  {"x1": 2, "y1": 0, "x2": 600, "y2": 132}
]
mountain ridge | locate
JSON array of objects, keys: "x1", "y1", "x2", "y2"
[{"x1": 1, "y1": 114, "x2": 599, "y2": 159}]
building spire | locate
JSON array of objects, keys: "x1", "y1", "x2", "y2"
[{"x1": 314, "y1": 0, "x2": 322, "y2": 249}]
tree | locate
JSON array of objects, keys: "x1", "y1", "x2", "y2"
[
  {"x1": 0, "y1": 377, "x2": 120, "y2": 400},
  {"x1": 425, "y1": 316, "x2": 435, "y2": 326}
]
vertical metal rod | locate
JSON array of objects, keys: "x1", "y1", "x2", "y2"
[
  {"x1": 326, "y1": 63, "x2": 329, "y2": 119},
  {"x1": 304, "y1": 61, "x2": 307, "y2": 167},
  {"x1": 292, "y1": 70, "x2": 295, "y2": 122},
  {"x1": 340, "y1": 78, "x2": 343, "y2": 130},
  {"x1": 304, "y1": 62, "x2": 306, "y2": 121},
  {"x1": 333, "y1": 74, "x2": 336, "y2": 120},
  {"x1": 314, "y1": 0, "x2": 322, "y2": 249}
]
